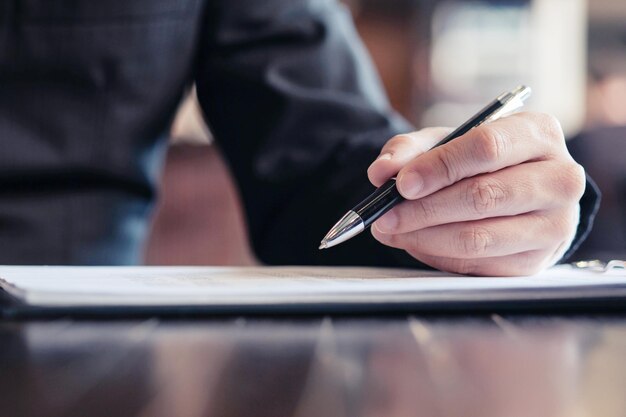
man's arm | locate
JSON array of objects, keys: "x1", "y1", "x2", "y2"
[
  {"x1": 367, "y1": 118, "x2": 598, "y2": 276},
  {"x1": 195, "y1": 0, "x2": 419, "y2": 266},
  {"x1": 194, "y1": 0, "x2": 599, "y2": 272}
]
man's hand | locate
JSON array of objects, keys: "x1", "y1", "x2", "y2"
[{"x1": 367, "y1": 112, "x2": 586, "y2": 276}]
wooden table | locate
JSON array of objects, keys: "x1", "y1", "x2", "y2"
[{"x1": 2, "y1": 315, "x2": 626, "y2": 417}]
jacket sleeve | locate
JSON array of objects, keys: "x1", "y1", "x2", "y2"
[
  {"x1": 560, "y1": 174, "x2": 601, "y2": 263},
  {"x1": 194, "y1": 0, "x2": 423, "y2": 266},
  {"x1": 194, "y1": 0, "x2": 599, "y2": 267}
]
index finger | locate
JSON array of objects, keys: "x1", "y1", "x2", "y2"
[
  {"x1": 395, "y1": 112, "x2": 565, "y2": 200},
  {"x1": 367, "y1": 127, "x2": 452, "y2": 187}
]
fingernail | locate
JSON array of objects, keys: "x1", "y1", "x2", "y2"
[
  {"x1": 398, "y1": 171, "x2": 423, "y2": 199},
  {"x1": 368, "y1": 153, "x2": 392, "y2": 175},
  {"x1": 374, "y1": 210, "x2": 398, "y2": 233}
]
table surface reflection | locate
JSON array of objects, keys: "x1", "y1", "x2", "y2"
[{"x1": 2, "y1": 315, "x2": 626, "y2": 417}]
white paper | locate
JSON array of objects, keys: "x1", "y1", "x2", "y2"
[{"x1": 0, "y1": 265, "x2": 625, "y2": 308}]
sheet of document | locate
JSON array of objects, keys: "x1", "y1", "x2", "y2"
[{"x1": 0, "y1": 265, "x2": 625, "y2": 307}]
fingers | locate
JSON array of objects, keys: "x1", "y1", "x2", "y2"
[
  {"x1": 367, "y1": 127, "x2": 453, "y2": 187},
  {"x1": 395, "y1": 112, "x2": 567, "y2": 199},
  {"x1": 367, "y1": 112, "x2": 585, "y2": 276},
  {"x1": 372, "y1": 160, "x2": 585, "y2": 235},
  {"x1": 371, "y1": 208, "x2": 579, "y2": 261}
]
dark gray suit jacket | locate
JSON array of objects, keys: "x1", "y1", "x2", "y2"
[{"x1": 0, "y1": 0, "x2": 598, "y2": 265}]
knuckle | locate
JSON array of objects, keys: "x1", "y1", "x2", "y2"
[
  {"x1": 458, "y1": 226, "x2": 494, "y2": 257},
  {"x1": 465, "y1": 178, "x2": 509, "y2": 215},
  {"x1": 539, "y1": 113, "x2": 565, "y2": 143},
  {"x1": 412, "y1": 198, "x2": 437, "y2": 226},
  {"x1": 559, "y1": 162, "x2": 586, "y2": 201},
  {"x1": 525, "y1": 112, "x2": 565, "y2": 149},
  {"x1": 475, "y1": 126, "x2": 508, "y2": 163},
  {"x1": 388, "y1": 133, "x2": 414, "y2": 148},
  {"x1": 432, "y1": 148, "x2": 458, "y2": 184},
  {"x1": 539, "y1": 211, "x2": 578, "y2": 257}
]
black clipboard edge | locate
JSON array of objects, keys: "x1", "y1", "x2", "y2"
[{"x1": 3, "y1": 285, "x2": 626, "y2": 320}]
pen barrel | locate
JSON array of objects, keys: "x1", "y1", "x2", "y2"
[
  {"x1": 433, "y1": 98, "x2": 503, "y2": 147},
  {"x1": 353, "y1": 179, "x2": 404, "y2": 228}
]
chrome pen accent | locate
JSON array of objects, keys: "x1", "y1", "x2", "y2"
[
  {"x1": 319, "y1": 210, "x2": 364, "y2": 249},
  {"x1": 487, "y1": 85, "x2": 532, "y2": 123}
]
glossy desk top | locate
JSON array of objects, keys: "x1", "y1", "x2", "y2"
[{"x1": 2, "y1": 315, "x2": 626, "y2": 417}]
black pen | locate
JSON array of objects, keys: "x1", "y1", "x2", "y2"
[{"x1": 319, "y1": 85, "x2": 532, "y2": 250}]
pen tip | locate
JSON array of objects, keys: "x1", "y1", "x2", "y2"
[{"x1": 319, "y1": 242, "x2": 327, "y2": 250}]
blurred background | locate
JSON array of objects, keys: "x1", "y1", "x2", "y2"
[{"x1": 144, "y1": 0, "x2": 626, "y2": 265}]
